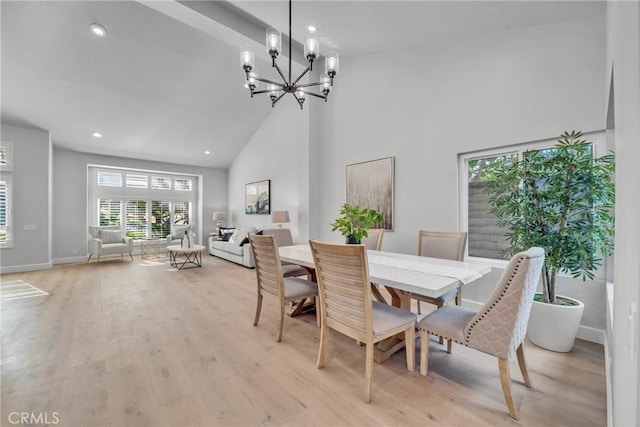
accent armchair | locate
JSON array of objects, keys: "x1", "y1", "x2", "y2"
[
  {"x1": 87, "y1": 226, "x2": 133, "y2": 262},
  {"x1": 166, "y1": 224, "x2": 193, "y2": 246}
]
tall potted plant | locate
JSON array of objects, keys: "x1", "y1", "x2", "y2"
[
  {"x1": 331, "y1": 203, "x2": 383, "y2": 244},
  {"x1": 485, "y1": 131, "x2": 615, "y2": 352}
]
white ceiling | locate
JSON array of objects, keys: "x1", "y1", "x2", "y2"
[{"x1": 1, "y1": 1, "x2": 604, "y2": 168}]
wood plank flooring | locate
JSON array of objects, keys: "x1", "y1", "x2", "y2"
[{"x1": 1, "y1": 254, "x2": 606, "y2": 426}]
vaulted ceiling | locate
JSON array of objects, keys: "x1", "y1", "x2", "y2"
[{"x1": 1, "y1": 1, "x2": 604, "y2": 168}]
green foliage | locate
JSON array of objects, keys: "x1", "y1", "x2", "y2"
[
  {"x1": 484, "y1": 131, "x2": 615, "y2": 304},
  {"x1": 331, "y1": 203, "x2": 383, "y2": 243}
]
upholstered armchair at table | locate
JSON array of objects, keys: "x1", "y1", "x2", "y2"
[
  {"x1": 165, "y1": 224, "x2": 193, "y2": 246},
  {"x1": 418, "y1": 247, "x2": 545, "y2": 420},
  {"x1": 87, "y1": 225, "x2": 133, "y2": 262}
]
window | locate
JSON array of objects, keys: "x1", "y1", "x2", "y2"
[
  {"x1": 0, "y1": 176, "x2": 12, "y2": 247},
  {"x1": 98, "y1": 171, "x2": 122, "y2": 187},
  {"x1": 151, "y1": 176, "x2": 171, "y2": 190},
  {"x1": 89, "y1": 166, "x2": 197, "y2": 241},
  {"x1": 126, "y1": 174, "x2": 148, "y2": 189},
  {"x1": 151, "y1": 201, "x2": 170, "y2": 238},
  {"x1": 466, "y1": 154, "x2": 517, "y2": 259},
  {"x1": 175, "y1": 178, "x2": 192, "y2": 191},
  {"x1": 173, "y1": 201, "x2": 190, "y2": 225},
  {"x1": 99, "y1": 199, "x2": 121, "y2": 226},
  {"x1": 125, "y1": 200, "x2": 147, "y2": 239},
  {"x1": 0, "y1": 142, "x2": 14, "y2": 172},
  {"x1": 459, "y1": 133, "x2": 602, "y2": 261}
]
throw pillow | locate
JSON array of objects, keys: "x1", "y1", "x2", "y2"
[
  {"x1": 99, "y1": 229, "x2": 123, "y2": 244},
  {"x1": 239, "y1": 236, "x2": 251, "y2": 246},
  {"x1": 228, "y1": 230, "x2": 240, "y2": 244},
  {"x1": 221, "y1": 230, "x2": 235, "y2": 242},
  {"x1": 232, "y1": 231, "x2": 249, "y2": 246}
]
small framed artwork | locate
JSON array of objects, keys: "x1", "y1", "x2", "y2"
[
  {"x1": 346, "y1": 157, "x2": 394, "y2": 230},
  {"x1": 245, "y1": 179, "x2": 270, "y2": 214},
  {"x1": 0, "y1": 141, "x2": 14, "y2": 172}
]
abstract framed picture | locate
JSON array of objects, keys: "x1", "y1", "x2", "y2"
[
  {"x1": 346, "y1": 157, "x2": 394, "y2": 230},
  {"x1": 245, "y1": 179, "x2": 270, "y2": 214}
]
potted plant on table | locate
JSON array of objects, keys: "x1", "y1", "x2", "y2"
[
  {"x1": 484, "y1": 130, "x2": 615, "y2": 352},
  {"x1": 331, "y1": 203, "x2": 383, "y2": 244}
]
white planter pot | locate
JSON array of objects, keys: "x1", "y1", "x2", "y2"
[{"x1": 527, "y1": 294, "x2": 585, "y2": 352}]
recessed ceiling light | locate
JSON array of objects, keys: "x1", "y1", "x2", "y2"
[
  {"x1": 90, "y1": 23, "x2": 107, "y2": 37},
  {"x1": 307, "y1": 25, "x2": 317, "y2": 33},
  {"x1": 204, "y1": 150, "x2": 211, "y2": 155},
  {"x1": 92, "y1": 132, "x2": 103, "y2": 138}
]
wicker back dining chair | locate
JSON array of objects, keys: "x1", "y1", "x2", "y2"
[
  {"x1": 419, "y1": 247, "x2": 545, "y2": 420},
  {"x1": 249, "y1": 234, "x2": 318, "y2": 342},
  {"x1": 309, "y1": 240, "x2": 416, "y2": 403}
]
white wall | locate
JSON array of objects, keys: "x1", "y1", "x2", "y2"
[
  {"x1": 607, "y1": 1, "x2": 640, "y2": 425},
  {"x1": 228, "y1": 99, "x2": 310, "y2": 243},
  {"x1": 52, "y1": 148, "x2": 228, "y2": 263},
  {"x1": 0, "y1": 123, "x2": 52, "y2": 272}
]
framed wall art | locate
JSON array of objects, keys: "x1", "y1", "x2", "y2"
[
  {"x1": 346, "y1": 157, "x2": 394, "y2": 230},
  {"x1": 245, "y1": 179, "x2": 270, "y2": 214}
]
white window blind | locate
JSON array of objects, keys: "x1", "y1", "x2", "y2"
[
  {"x1": 173, "y1": 201, "x2": 190, "y2": 224},
  {"x1": 98, "y1": 199, "x2": 121, "y2": 226},
  {"x1": 126, "y1": 200, "x2": 147, "y2": 239},
  {"x1": 0, "y1": 177, "x2": 12, "y2": 247},
  {"x1": 98, "y1": 171, "x2": 122, "y2": 187},
  {"x1": 126, "y1": 174, "x2": 148, "y2": 189},
  {"x1": 151, "y1": 200, "x2": 171, "y2": 238},
  {"x1": 151, "y1": 176, "x2": 171, "y2": 190},
  {"x1": 175, "y1": 178, "x2": 192, "y2": 191}
]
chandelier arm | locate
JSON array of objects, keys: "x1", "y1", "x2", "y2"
[
  {"x1": 291, "y1": 66, "x2": 312, "y2": 86},
  {"x1": 295, "y1": 81, "x2": 324, "y2": 88},
  {"x1": 272, "y1": 92, "x2": 287, "y2": 107},
  {"x1": 301, "y1": 91, "x2": 326, "y2": 100},
  {"x1": 273, "y1": 62, "x2": 289, "y2": 85},
  {"x1": 251, "y1": 90, "x2": 271, "y2": 95},
  {"x1": 255, "y1": 77, "x2": 285, "y2": 87}
]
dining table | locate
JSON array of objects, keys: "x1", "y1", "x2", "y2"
[{"x1": 279, "y1": 244, "x2": 492, "y2": 363}]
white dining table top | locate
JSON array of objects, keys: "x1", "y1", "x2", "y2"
[{"x1": 278, "y1": 244, "x2": 492, "y2": 299}]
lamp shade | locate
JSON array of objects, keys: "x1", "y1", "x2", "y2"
[
  {"x1": 270, "y1": 211, "x2": 290, "y2": 224},
  {"x1": 212, "y1": 212, "x2": 226, "y2": 222}
]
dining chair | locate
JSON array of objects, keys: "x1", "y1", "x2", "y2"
[
  {"x1": 414, "y1": 230, "x2": 468, "y2": 352},
  {"x1": 361, "y1": 228, "x2": 384, "y2": 251},
  {"x1": 309, "y1": 240, "x2": 416, "y2": 403},
  {"x1": 419, "y1": 247, "x2": 545, "y2": 420},
  {"x1": 249, "y1": 234, "x2": 319, "y2": 342},
  {"x1": 360, "y1": 228, "x2": 387, "y2": 304},
  {"x1": 262, "y1": 228, "x2": 312, "y2": 280}
]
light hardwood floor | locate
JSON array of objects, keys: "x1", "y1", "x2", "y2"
[{"x1": 1, "y1": 254, "x2": 606, "y2": 426}]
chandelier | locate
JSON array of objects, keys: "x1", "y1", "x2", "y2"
[{"x1": 240, "y1": 0, "x2": 339, "y2": 110}]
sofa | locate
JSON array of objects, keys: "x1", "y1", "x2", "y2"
[
  {"x1": 208, "y1": 227, "x2": 299, "y2": 269},
  {"x1": 87, "y1": 225, "x2": 133, "y2": 262}
]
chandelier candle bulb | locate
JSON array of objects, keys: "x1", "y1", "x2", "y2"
[
  {"x1": 325, "y1": 52, "x2": 339, "y2": 81},
  {"x1": 240, "y1": 48, "x2": 255, "y2": 72},
  {"x1": 304, "y1": 32, "x2": 319, "y2": 64},
  {"x1": 266, "y1": 28, "x2": 281, "y2": 59}
]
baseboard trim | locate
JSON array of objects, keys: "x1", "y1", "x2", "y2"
[
  {"x1": 0, "y1": 261, "x2": 53, "y2": 274},
  {"x1": 53, "y1": 256, "x2": 87, "y2": 265},
  {"x1": 462, "y1": 298, "x2": 605, "y2": 345},
  {"x1": 576, "y1": 324, "x2": 605, "y2": 345}
]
